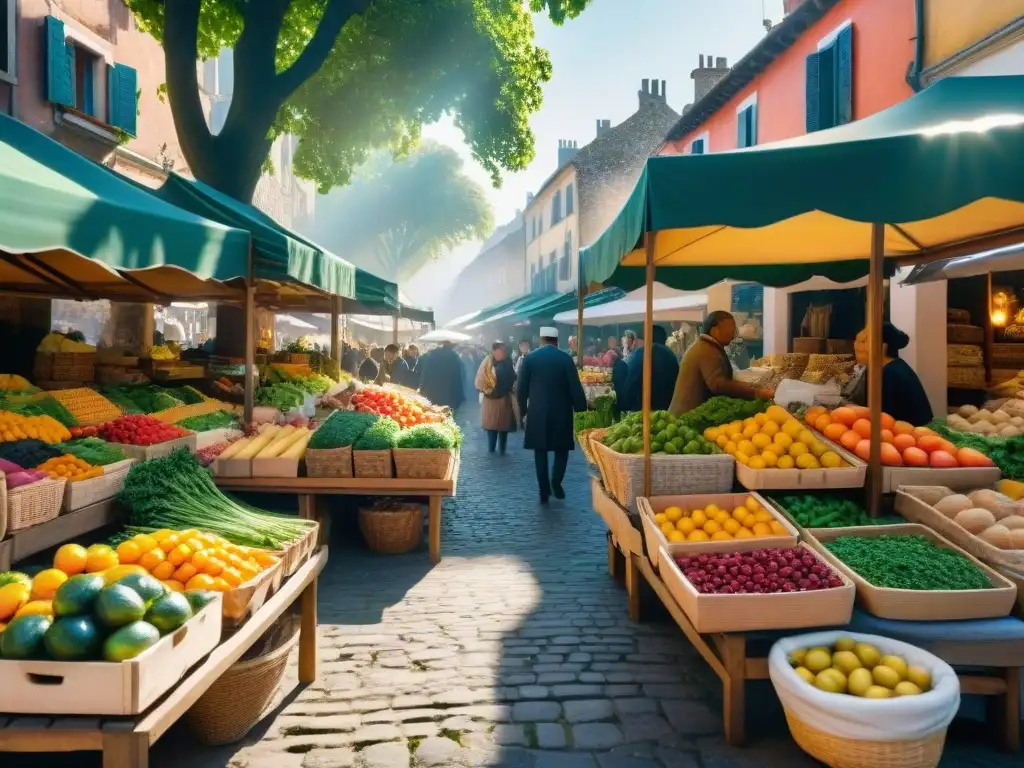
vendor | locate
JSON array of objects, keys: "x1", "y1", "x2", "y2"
[
  {"x1": 847, "y1": 323, "x2": 933, "y2": 426},
  {"x1": 669, "y1": 311, "x2": 774, "y2": 416},
  {"x1": 622, "y1": 326, "x2": 679, "y2": 412}
]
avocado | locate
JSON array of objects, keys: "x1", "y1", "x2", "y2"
[
  {"x1": 44, "y1": 616, "x2": 101, "y2": 660},
  {"x1": 1, "y1": 614, "x2": 52, "y2": 659},
  {"x1": 184, "y1": 590, "x2": 218, "y2": 614},
  {"x1": 95, "y1": 585, "x2": 147, "y2": 628},
  {"x1": 144, "y1": 592, "x2": 193, "y2": 634},
  {"x1": 52, "y1": 574, "x2": 105, "y2": 618},
  {"x1": 103, "y1": 621, "x2": 161, "y2": 661},
  {"x1": 114, "y1": 574, "x2": 168, "y2": 605}
]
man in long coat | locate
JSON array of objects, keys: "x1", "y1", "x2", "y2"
[
  {"x1": 419, "y1": 341, "x2": 466, "y2": 409},
  {"x1": 517, "y1": 327, "x2": 587, "y2": 504}
]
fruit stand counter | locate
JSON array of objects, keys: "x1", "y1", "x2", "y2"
[
  {"x1": 590, "y1": 477, "x2": 644, "y2": 619},
  {"x1": 0, "y1": 547, "x2": 327, "y2": 768},
  {"x1": 0, "y1": 499, "x2": 121, "y2": 571},
  {"x1": 633, "y1": 554, "x2": 1024, "y2": 750},
  {"x1": 214, "y1": 455, "x2": 459, "y2": 563}
]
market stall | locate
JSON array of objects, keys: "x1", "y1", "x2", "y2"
[{"x1": 576, "y1": 74, "x2": 1024, "y2": 762}]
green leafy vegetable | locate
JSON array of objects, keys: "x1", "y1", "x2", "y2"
[
  {"x1": 309, "y1": 411, "x2": 379, "y2": 449},
  {"x1": 0, "y1": 395, "x2": 78, "y2": 427},
  {"x1": 824, "y1": 534, "x2": 991, "y2": 591},
  {"x1": 672, "y1": 396, "x2": 770, "y2": 434},
  {"x1": 102, "y1": 385, "x2": 181, "y2": 414},
  {"x1": 57, "y1": 437, "x2": 127, "y2": 466},
  {"x1": 177, "y1": 410, "x2": 239, "y2": 432},
  {"x1": 255, "y1": 384, "x2": 305, "y2": 411},
  {"x1": 929, "y1": 419, "x2": 1024, "y2": 480},
  {"x1": 354, "y1": 418, "x2": 401, "y2": 450},
  {"x1": 395, "y1": 423, "x2": 456, "y2": 450},
  {"x1": 771, "y1": 494, "x2": 902, "y2": 529}
]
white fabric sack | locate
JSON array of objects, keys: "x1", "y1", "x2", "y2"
[
  {"x1": 773, "y1": 378, "x2": 841, "y2": 409},
  {"x1": 769, "y1": 631, "x2": 960, "y2": 742}
]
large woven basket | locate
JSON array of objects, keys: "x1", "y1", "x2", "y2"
[
  {"x1": 577, "y1": 428, "x2": 601, "y2": 466},
  {"x1": 393, "y1": 448, "x2": 454, "y2": 480},
  {"x1": 785, "y1": 711, "x2": 946, "y2": 768},
  {"x1": 7, "y1": 477, "x2": 66, "y2": 533},
  {"x1": 186, "y1": 622, "x2": 299, "y2": 746},
  {"x1": 33, "y1": 352, "x2": 96, "y2": 382},
  {"x1": 304, "y1": 445, "x2": 353, "y2": 478},
  {"x1": 353, "y1": 449, "x2": 393, "y2": 478},
  {"x1": 359, "y1": 503, "x2": 423, "y2": 554},
  {"x1": 63, "y1": 459, "x2": 135, "y2": 512},
  {"x1": 793, "y1": 337, "x2": 825, "y2": 354},
  {"x1": 947, "y1": 324, "x2": 984, "y2": 345}
]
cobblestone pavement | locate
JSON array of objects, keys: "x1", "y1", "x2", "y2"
[{"x1": 21, "y1": 408, "x2": 1021, "y2": 767}]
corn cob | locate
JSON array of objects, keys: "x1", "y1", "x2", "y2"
[
  {"x1": 152, "y1": 401, "x2": 231, "y2": 424},
  {"x1": 46, "y1": 388, "x2": 121, "y2": 426}
]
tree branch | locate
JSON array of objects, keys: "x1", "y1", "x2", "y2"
[
  {"x1": 163, "y1": 0, "x2": 214, "y2": 174},
  {"x1": 277, "y1": 0, "x2": 370, "y2": 95}
]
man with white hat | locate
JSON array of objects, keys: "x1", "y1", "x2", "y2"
[{"x1": 516, "y1": 326, "x2": 588, "y2": 504}]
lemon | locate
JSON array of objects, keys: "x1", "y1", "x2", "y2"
[
  {"x1": 795, "y1": 453, "x2": 818, "y2": 469},
  {"x1": 690, "y1": 510, "x2": 707, "y2": 528},
  {"x1": 820, "y1": 451, "x2": 842, "y2": 469},
  {"x1": 705, "y1": 427, "x2": 721, "y2": 441},
  {"x1": 751, "y1": 433, "x2": 772, "y2": 450},
  {"x1": 732, "y1": 506, "x2": 748, "y2": 520},
  {"x1": 789, "y1": 441, "x2": 809, "y2": 457},
  {"x1": 711, "y1": 531, "x2": 733, "y2": 541},
  {"x1": 654, "y1": 513, "x2": 667, "y2": 525},
  {"x1": 776, "y1": 455, "x2": 795, "y2": 469},
  {"x1": 743, "y1": 417, "x2": 758, "y2": 430},
  {"x1": 760, "y1": 450, "x2": 779, "y2": 467},
  {"x1": 724, "y1": 441, "x2": 738, "y2": 455},
  {"x1": 834, "y1": 637, "x2": 856, "y2": 652},
  {"x1": 766, "y1": 405, "x2": 790, "y2": 425},
  {"x1": 906, "y1": 665, "x2": 932, "y2": 691},
  {"x1": 848, "y1": 668, "x2": 873, "y2": 696},
  {"x1": 723, "y1": 519, "x2": 741, "y2": 534},
  {"x1": 864, "y1": 685, "x2": 892, "y2": 699},
  {"x1": 798, "y1": 429, "x2": 816, "y2": 445},
  {"x1": 742, "y1": 425, "x2": 759, "y2": 439},
  {"x1": 794, "y1": 666, "x2": 815, "y2": 684},
  {"x1": 872, "y1": 665, "x2": 901, "y2": 690},
  {"x1": 814, "y1": 669, "x2": 846, "y2": 694},
  {"x1": 687, "y1": 530, "x2": 710, "y2": 542},
  {"x1": 725, "y1": 424, "x2": 742, "y2": 438},
  {"x1": 714, "y1": 509, "x2": 731, "y2": 523},
  {"x1": 703, "y1": 520, "x2": 722, "y2": 535},
  {"x1": 881, "y1": 655, "x2": 908, "y2": 681},
  {"x1": 894, "y1": 681, "x2": 923, "y2": 697},
  {"x1": 747, "y1": 456, "x2": 766, "y2": 469},
  {"x1": 832, "y1": 651, "x2": 862, "y2": 675},
  {"x1": 664, "y1": 506, "x2": 684, "y2": 523},
  {"x1": 660, "y1": 522, "x2": 676, "y2": 536},
  {"x1": 753, "y1": 509, "x2": 772, "y2": 523},
  {"x1": 782, "y1": 419, "x2": 803, "y2": 438},
  {"x1": 773, "y1": 432, "x2": 793, "y2": 449},
  {"x1": 744, "y1": 496, "x2": 760, "y2": 511},
  {"x1": 761, "y1": 420, "x2": 779, "y2": 436},
  {"x1": 716, "y1": 435, "x2": 730, "y2": 448},
  {"x1": 742, "y1": 514, "x2": 758, "y2": 529},
  {"x1": 735, "y1": 453, "x2": 750, "y2": 466},
  {"x1": 803, "y1": 648, "x2": 832, "y2": 674},
  {"x1": 788, "y1": 649, "x2": 807, "y2": 666},
  {"x1": 667, "y1": 530, "x2": 686, "y2": 543},
  {"x1": 706, "y1": 504, "x2": 720, "y2": 516},
  {"x1": 734, "y1": 528, "x2": 754, "y2": 539},
  {"x1": 677, "y1": 518, "x2": 696, "y2": 535},
  {"x1": 808, "y1": 440, "x2": 827, "y2": 458},
  {"x1": 854, "y1": 643, "x2": 881, "y2": 669},
  {"x1": 737, "y1": 439, "x2": 756, "y2": 456}
]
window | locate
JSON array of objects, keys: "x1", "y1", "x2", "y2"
[
  {"x1": 0, "y1": 0, "x2": 16, "y2": 83},
  {"x1": 690, "y1": 132, "x2": 708, "y2": 155},
  {"x1": 530, "y1": 263, "x2": 537, "y2": 291},
  {"x1": 565, "y1": 183, "x2": 575, "y2": 216},
  {"x1": 551, "y1": 190, "x2": 562, "y2": 225},
  {"x1": 736, "y1": 93, "x2": 757, "y2": 148},
  {"x1": 806, "y1": 23, "x2": 853, "y2": 132},
  {"x1": 72, "y1": 44, "x2": 100, "y2": 117},
  {"x1": 559, "y1": 231, "x2": 573, "y2": 281}
]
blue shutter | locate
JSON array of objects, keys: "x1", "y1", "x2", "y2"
[
  {"x1": 835, "y1": 25, "x2": 854, "y2": 126},
  {"x1": 737, "y1": 108, "x2": 748, "y2": 149},
  {"x1": 818, "y1": 42, "x2": 837, "y2": 130},
  {"x1": 691, "y1": 138, "x2": 704, "y2": 155},
  {"x1": 805, "y1": 52, "x2": 820, "y2": 132},
  {"x1": 748, "y1": 103, "x2": 758, "y2": 146},
  {"x1": 80, "y1": 58, "x2": 94, "y2": 116},
  {"x1": 109, "y1": 63, "x2": 138, "y2": 135},
  {"x1": 45, "y1": 16, "x2": 73, "y2": 106}
]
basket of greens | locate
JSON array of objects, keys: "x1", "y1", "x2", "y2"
[
  {"x1": 353, "y1": 418, "x2": 401, "y2": 478},
  {"x1": 393, "y1": 422, "x2": 461, "y2": 480},
  {"x1": 304, "y1": 410, "x2": 378, "y2": 478}
]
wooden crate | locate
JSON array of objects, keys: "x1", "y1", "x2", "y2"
[
  {"x1": 658, "y1": 542, "x2": 855, "y2": 634},
  {"x1": 881, "y1": 465, "x2": 1001, "y2": 493},
  {"x1": 112, "y1": 433, "x2": 197, "y2": 462},
  {"x1": 63, "y1": 459, "x2": 135, "y2": 512},
  {"x1": 806, "y1": 524, "x2": 1018, "y2": 620},
  {"x1": 0, "y1": 595, "x2": 222, "y2": 716},
  {"x1": 735, "y1": 437, "x2": 865, "y2": 491},
  {"x1": 222, "y1": 558, "x2": 285, "y2": 628},
  {"x1": 638, "y1": 491, "x2": 798, "y2": 569}
]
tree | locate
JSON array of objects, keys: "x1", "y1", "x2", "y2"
[
  {"x1": 311, "y1": 142, "x2": 493, "y2": 282},
  {"x1": 126, "y1": 0, "x2": 591, "y2": 204}
]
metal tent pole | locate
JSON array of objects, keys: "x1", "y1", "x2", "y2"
[
  {"x1": 867, "y1": 223, "x2": 885, "y2": 516},
  {"x1": 243, "y1": 245, "x2": 256, "y2": 425},
  {"x1": 642, "y1": 233, "x2": 657, "y2": 498}
]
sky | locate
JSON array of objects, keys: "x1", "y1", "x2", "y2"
[{"x1": 401, "y1": 0, "x2": 785, "y2": 308}]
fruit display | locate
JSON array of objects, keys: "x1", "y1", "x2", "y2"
[
  {"x1": 706, "y1": 404, "x2": 846, "y2": 470},
  {"x1": 221, "y1": 424, "x2": 313, "y2": 460},
  {"x1": 945, "y1": 404, "x2": 1024, "y2": 437},
  {"x1": 679, "y1": 396, "x2": 771, "y2": 433},
  {"x1": 265, "y1": 364, "x2": 335, "y2": 395},
  {"x1": 788, "y1": 638, "x2": 932, "y2": 698},
  {"x1": 901, "y1": 486, "x2": 1024, "y2": 551},
  {"x1": 37, "y1": 332, "x2": 95, "y2": 353},
  {"x1": 152, "y1": 402, "x2": 232, "y2": 425},
  {"x1": 57, "y1": 437, "x2": 127, "y2": 466},
  {"x1": 0, "y1": 458, "x2": 50, "y2": 489},
  {"x1": 927, "y1": 422, "x2": 1024, "y2": 480},
  {"x1": 0, "y1": 411, "x2": 72, "y2": 444},
  {"x1": 580, "y1": 367, "x2": 612, "y2": 386},
  {"x1": 655, "y1": 496, "x2": 790, "y2": 543},
  {"x1": 46, "y1": 388, "x2": 121, "y2": 426},
  {"x1": 988, "y1": 371, "x2": 1024, "y2": 399},
  {"x1": 149, "y1": 344, "x2": 176, "y2": 360},
  {"x1": 807, "y1": 405, "x2": 994, "y2": 469},
  {"x1": 602, "y1": 410, "x2": 718, "y2": 455},
  {"x1": 771, "y1": 494, "x2": 899, "y2": 529},
  {"x1": 119, "y1": 450, "x2": 317, "y2": 549},
  {"x1": 0, "y1": 438, "x2": 61, "y2": 468},
  {"x1": 351, "y1": 386, "x2": 442, "y2": 427},
  {"x1": 99, "y1": 415, "x2": 189, "y2": 446},
  {"x1": 35, "y1": 454, "x2": 103, "y2": 482},
  {"x1": 0, "y1": 374, "x2": 34, "y2": 390},
  {"x1": 0, "y1": 394, "x2": 77, "y2": 427},
  {"x1": 822, "y1": 534, "x2": 993, "y2": 590},
  {"x1": 674, "y1": 547, "x2": 845, "y2": 594}
]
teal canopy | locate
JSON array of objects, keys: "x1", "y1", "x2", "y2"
[
  {"x1": 0, "y1": 112, "x2": 249, "y2": 299},
  {"x1": 582, "y1": 75, "x2": 1024, "y2": 290},
  {"x1": 464, "y1": 287, "x2": 625, "y2": 330}
]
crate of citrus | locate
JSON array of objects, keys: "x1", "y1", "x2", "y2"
[
  {"x1": 638, "y1": 492, "x2": 798, "y2": 568},
  {"x1": 705, "y1": 405, "x2": 866, "y2": 491},
  {"x1": 61, "y1": 458, "x2": 136, "y2": 513}
]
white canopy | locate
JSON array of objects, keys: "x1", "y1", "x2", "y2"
[
  {"x1": 418, "y1": 328, "x2": 471, "y2": 343},
  {"x1": 552, "y1": 283, "x2": 708, "y2": 326}
]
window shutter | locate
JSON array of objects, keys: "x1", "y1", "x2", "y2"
[
  {"x1": 736, "y1": 108, "x2": 748, "y2": 149},
  {"x1": 835, "y1": 26, "x2": 854, "y2": 126},
  {"x1": 805, "y1": 52, "x2": 820, "y2": 132},
  {"x1": 691, "y1": 138, "x2": 704, "y2": 155},
  {"x1": 109, "y1": 63, "x2": 138, "y2": 136},
  {"x1": 749, "y1": 103, "x2": 758, "y2": 146},
  {"x1": 45, "y1": 16, "x2": 73, "y2": 106},
  {"x1": 819, "y1": 43, "x2": 837, "y2": 130}
]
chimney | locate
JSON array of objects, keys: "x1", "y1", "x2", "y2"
[
  {"x1": 639, "y1": 77, "x2": 668, "y2": 109},
  {"x1": 557, "y1": 139, "x2": 579, "y2": 166},
  {"x1": 691, "y1": 54, "x2": 730, "y2": 103},
  {"x1": 595, "y1": 119, "x2": 612, "y2": 138}
]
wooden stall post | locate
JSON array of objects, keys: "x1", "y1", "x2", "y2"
[
  {"x1": 985, "y1": 272, "x2": 994, "y2": 385},
  {"x1": 392, "y1": 315, "x2": 399, "y2": 345},
  {"x1": 642, "y1": 232, "x2": 656, "y2": 497},
  {"x1": 867, "y1": 223, "x2": 885, "y2": 516},
  {"x1": 576, "y1": 286, "x2": 586, "y2": 369},
  {"x1": 330, "y1": 295, "x2": 341, "y2": 366},
  {"x1": 243, "y1": 246, "x2": 256, "y2": 425}
]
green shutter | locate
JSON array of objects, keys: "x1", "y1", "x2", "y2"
[
  {"x1": 819, "y1": 42, "x2": 837, "y2": 130},
  {"x1": 749, "y1": 103, "x2": 758, "y2": 146},
  {"x1": 109, "y1": 63, "x2": 138, "y2": 136},
  {"x1": 805, "y1": 52, "x2": 820, "y2": 132},
  {"x1": 691, "y1": 138, "x2": 704, "y2": 155},
  {"x1": 45, "y1": 16, "x2": 73, "y2": 106},
  {"x1": 835, "y1": 26, "x2": 854, "y2": 125},
  {"x1": 737, "y1": 107, "x2": 748, "y2": 148}
]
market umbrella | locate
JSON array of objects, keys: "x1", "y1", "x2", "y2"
[
  {"x1": 552, "y1": 283, "x2": 707, "y2": 325},
  {"x1": 418, "y1": 329, "x2": 472, "y2": 344}
]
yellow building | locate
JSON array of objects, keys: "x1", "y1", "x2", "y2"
[{"x1": 918, "y1": 0, "x2": 1024, "y2": 83}]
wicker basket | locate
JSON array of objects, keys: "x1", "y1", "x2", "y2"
[
  {"x1": 353, "y1": 449, "x2": 394, "y2": 478},
  {"x1": 946, "y1": 344, "x2": 983, "y2": 367},
  {"x1": 185, "y1": 623, "x2": 299, "y2": 746},
  {"x1": 793, "y1": 337, "x2": 825, "y2": 354},
  {"x1": 577, "y1": 428, "x2": 601, "y2": 465},
  {"x1": 7, "y1": 477, "x2": 66, "y2": 533},
  {"x1": 304, "y1": 446, "x2": 353, "y2": 478},
  {"x1": 947, "y1": 324, "x2": 984, "y2": 344},
  {"x1": 63, "y1": 459, "x2": 135, "y2": 512},
  {"x1": 785, "y1": 711, "x2": 946, "y2": 768},
  {"x1": 393, "y1": 448, "x2": 455, "y2": 480},
  {"x1": 947, "y1": 365, "x2": 985, "y2": 389},
  {"x1": 359, "y1": 502, "x2": 423, "y2": 554},
  {"x1": 0, "y1": 479, "x2": 7, "y2": 540},
  {"x1": 33, "y1": 352, "x2": 97, "y2": 382},
  {"x1": 288, "y1": 353, "x2": 311, "y2": 365}
]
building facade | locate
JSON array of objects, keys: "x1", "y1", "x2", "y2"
[{"x1": 442, "y1": 214, "x2": 526, "y2": 325}]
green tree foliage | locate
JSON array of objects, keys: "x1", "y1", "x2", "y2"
[
  {"x1": 126, "y1": 0, "x2": 592, "y2": 203},
  {"x1": 311, "y1": 142, "x2": 493, "y2": 282}
]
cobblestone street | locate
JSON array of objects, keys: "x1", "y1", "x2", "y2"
[{"x1": 23, "y1": 408, "x2": 1020, "y2": 768}]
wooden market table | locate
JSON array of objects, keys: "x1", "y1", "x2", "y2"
[
  {"x1": 0, "y1": 498, "x2": 121, "y2": 571},
  {"x1": 0, "y1": 546, "x2": 327, "y2": 768},
  {"x1": 215, "y1": 456, "x2": 460, "y2": 563},
  {"x1": 590, "y1": 476, "x2": 644, "y2": 620}
]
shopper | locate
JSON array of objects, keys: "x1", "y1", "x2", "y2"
[
  {"x1": 375, "y1": 343, "x2": 408, "y2": 385},
  {"x1": 622, "y1": 325, "x2": 680, "y2": 412},
  {"x1": 847, "y1": 323, "x2": 934, "y2": 426},
  {"x1": 475, "y1": 342, "x2": 517, "y2": 454},
  {"x1": 517, "y1": 327, "x2": 587, "y2": 504},
  {"x1": 394, "y1": 344, "x2": 422, "y2": 389},
  {"x1": 419, "y1": 341, "x2": 466, "y2": 410}
]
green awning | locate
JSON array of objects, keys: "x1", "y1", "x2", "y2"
[
  {"x1": 581, "y1": 75, "x2": 1024, "y2": 290},
  {"x1": 509, "y1": 287, "x2": 627, "y2": 321},
  {"x1": 447, "y1": 294, "x2": 534, "y2": 329},
  {"x1": 464, "y1": 292, "x2": 559, "y2": 330},
  {"x1": 0, "y1": 112, "x2": 250, "y2": 289}
]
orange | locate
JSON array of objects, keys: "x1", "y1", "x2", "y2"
[
  {"x1": 823, "y1": 422, "x2": 847, "y2": 442},
  {"x1": 711, "y1": 531, "x2": 733, "y2": 541},
  {"x1": 85, "y1": 545, "x2": 118, "y2": 573},
  {"x1": 238, "y1": 563, "x2": 260, "y2": 582},
  {"x1": 53, "y1": 543, "x2": 88, "y2": 576},
  {"x1": 769, "y1": 520, "x2": 787, "y2": 535},
  {"x1": 734, "y1": 528, "x2": 754, "y2": 539},
  {"x1": 185, "y1": 538, "x2": 205, "y2": 553},
  {"x1": 161, "y1": 580, "x2": 185, "y2": 593},
  {"x1": 211, "y1": 577, "x2": 231, "y2": 592},
  {"x1": 159, "y1": 535, "x2": 181, "y2": 553},
  {"x1": 742, "y1": 514, "x2": 757, "y2": 529},
  {"x1": 31, "y1": 569, "x2": 68, "y2": 600},
  {"x1": 702, "y1": 520, "x2": 722, "y2": 535},
  {"x1": 752, "y1": 522, "x2": 772, "y2": 537},
  {"x1": 168, "y1": 544, "x2": 192, "y2": 567},
  {"x1": 132, "y1": 534, "x2": 158, "y2": 553},
  {"x1": 813, "y1": 414, "x2": 831, "y2": 432},
  {"x1": 116, "y1": 540, "x2": 142, "y2": 564},
  {"x1": 686, "y1": 530, "x2": 710, "y2": 542},
  {"x1": 185, "y1": 574, "x2": 217, "y2": 591},
  {"x1": 852, "y1": 419, "x2": 873, "y2": 440},
  {"x1": 204, "y1": 558, "x2": 226, "y2": 577},
  {"x1": 254, "y1": 552, "x2": 278, "y2": 568},
  {"x1": 151, "y1": 529, "x2": 174, "y2": 542},
  {"x1": 151, "y1": 561, "x2": 176, "y2": 581},
  {"x1": 173, "y1": 563, "x2": 198, "y2": 583},
  {"x1": 220, "y1": 567, "x2": 243, "y2": 588},
  {"x1": 0, "y1": 583, "x2": 30, "y2": 621},
  {"x1": 138, "y1": 547, "x2": 166, "y2": 571}
]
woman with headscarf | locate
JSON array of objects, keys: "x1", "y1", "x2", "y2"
[
  {"x1": 847, "y1": 322, "x2": 933, "y2": 426},
  {"x1": 475, "y1": 341, "x2": 517, "y2": 454}
]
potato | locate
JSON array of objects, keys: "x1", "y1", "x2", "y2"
[
  {"x1": 1009, "y1": 529, "x2": 1024, "y2": 550},
  {"x1": 999, "y1": 425, "x2": 1021, "y2": 437},
  {"x1": 968, "y1": 489, "x2": 1017, "y2": 520},
  {"x1": 1000, "y1": 515, "x2": 1024, "y2": 530},
  {"x1": 906, "y1": 486, "x2": 955, "y2": 507},
  {"x1": 973, "y1": 421, "x2": 997, "y2": 435},
  {"x1": 934, "y1": 494, "x2": 974, "y2": 518},
  {"x1": 979, "y1": 524, "x2": 1012, "y2": 549},
  {"x1": 954, "y1": 507, "x2": 996, "y2": 534},
  {"x1": 959, "y1": 404, "x2": 979, "y2": 418},
  {"x1": 1010, "y1": 416, "x2": 1024, "y2": 427},
  {"x1": 992, "y1": 410, "x2": 1011, "y2": 425}
]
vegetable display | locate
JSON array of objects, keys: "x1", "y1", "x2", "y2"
[
  {"x1": 807, "y1": 405, "x2": 994, "y2": 469},
  {"x1": 100, "y1": 415, "x2": 189, "y2": 446},
  {"x1": 0, "y1": 411, "x2": 72, "y2": 444},
  {"x1": 603, "y1": 411, "x2": 718, "y2": 455},
  {"x1": 153, "y1": 402, "x2": 232, "y2": 425},
  {"x1": 928, "y1": 422, "x2": 1024, "y2": 480},
  {"x1": 58, "y1": 437, "x2": 127, "y2": 466},
  {"x1": 101, "y1": 385, "x2": 181, "y2": 415},
  {"x1": 36, "y1": 455, "x2": 103, "y2": 482},
  {"x1": 0, "y1": 439, "x2": 62, "y2": 468},
  {"x1": 823, "y1": 534, "x2": 992, "y2": 591},
  {"x1": 47, "y1": 388, "x2": 121, "y2": 426},
  {"x1": 674, "y1": 548, "x2": 845, "y2": 594},
  {"x1": 161, "y1": 386, "x2": 206, "y2": 405},
  {"x1": 266, "y1": 365, "x2": 334, "y2": 395},
  {"x1": 308, "y1": 410, "x2": 379, "y2": 450},
  {"x1": 903, "y1": 486, "x2": 1024, "y2": 551},
  {"x1": 705, "y1": 405, "x2": 846, "y2": 470},
  {"x1": 351, "y1": 386, "x2": 441, "y2": 427},
  {"x1": 0, "y1": 458, "x2": 49, "y2": 489},
  {"x1": 395, "y1": 423, "x2": 458, "y2": 450},
  {"x1": 771, "y1": 494, "x2": 899, "y2": 529},
  {"x1": 119, "y1": 450, "x2": 317, "y2": 549},
  {"x1": 0, "y1": 394, "x2": 78, "y2": 427},
  {"x1": 944, "y1": 405, "x2": 1024, "y2": 437},
  {"x1": 0, "y1": 374, "x2": 34, "y2": 391},
  {"x1": 574, "y1": 394, "x2": 616, "y2": 436},
  {"x1": 176, "y1": 410, "x2": 239, "y2": 433},
  {"x1": 354, "y1": 417, "x2": 401, "y2": 450},
  {"x1": 255, "y1": 383, "x2": 305, "y2": 411},
  {"x1": 676, "y1": 396, "x2": 770, "y2": 434}
]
